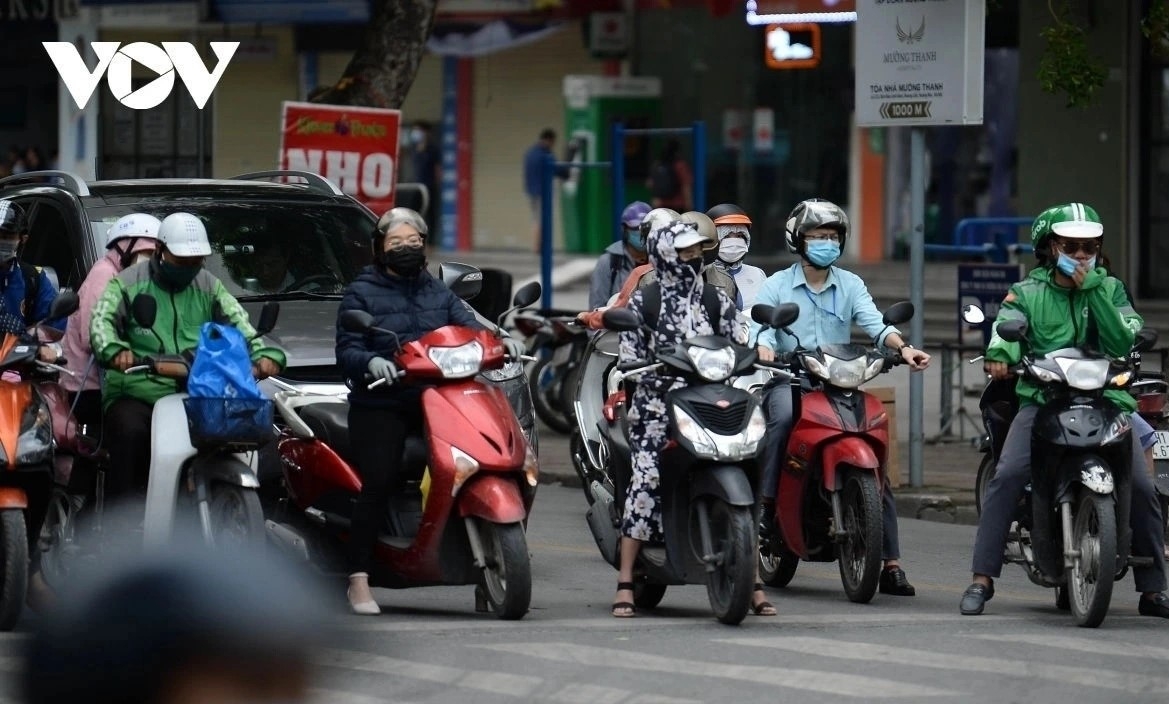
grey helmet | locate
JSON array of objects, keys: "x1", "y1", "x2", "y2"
[{"x1": 784, "y1": 198, "x2": 850, "y2": 254}]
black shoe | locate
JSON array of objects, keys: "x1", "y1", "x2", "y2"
[
  {"x1": 757, "y1": 503, "x2": 776, "y2": 549},
  {"x1": 879, "y1": 567, "x2": 916, "y2": 596},
  {"x1": 1139, "y1": 592, "x2": 1169, "y2": 618},
  {"x1": 960, "y1": 581, "x2": 994, "y2": 615}
]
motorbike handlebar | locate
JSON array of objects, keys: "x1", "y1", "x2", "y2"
[{"x1": 617, "y1": 360, "x2": 652, "y2": 372}]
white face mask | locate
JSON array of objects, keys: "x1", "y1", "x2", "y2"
[
  {"x1": 134, "y1": 253, "x2": 153, "y2": 264},
  {"x1": 718, "y1": 238, "x2": 749, "y2": 264}
]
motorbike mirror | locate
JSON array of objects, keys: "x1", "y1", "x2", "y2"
[
  {"x1": 996, "y1": 319, "x2": 1028, "y2": 343},
  {"x1": 131, "y1": 294, "x2": 158, "y2": 329},
  {"x1": 601, "y1": 307, "x2": 642, "y2": 332},
  {"x1": 882, "y1": 300, "x2": 915, "y2": 326},
  {"x1": 770, "y1": 302, "x2": 800, "y2": 330},
  {"x1": 1135, "y1": 327, "x2": 1159, "y2": 353},
  {"x1": 339, "y1": 309, "x2": 374, "y2": 333},
  {"x1": 255, "y1": 301, "x2": 279, "y2": 336},
  {"x1": 438, "y1": 262, "x2": 484, "y2": 301},
  {"x1": 961, "y1": 304, "x2": 986, "y2": 325},
  {"x1": 45, "y1": 290, "x2": 79, "y2": 321},
  {"x1": 750, "y1": 304, "x2": 775, "y2": 327},
  {"x1": 512, "y1": 281, "x2": 542, "y2": 308}
]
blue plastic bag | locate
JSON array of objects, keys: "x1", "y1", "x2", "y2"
[{"x1": 185, "y1": 322, "x2": 273, "y2": 449}]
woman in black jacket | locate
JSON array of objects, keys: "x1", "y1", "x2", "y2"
[{"x1": 335, "y1": 207, "x2": 524, "y2": 614}]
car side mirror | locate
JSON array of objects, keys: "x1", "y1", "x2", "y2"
[
  {"x1": 883, "y1": 300, "x2": 915, "y2": 326},
  {"x1": 46, "y1": 290, "x2": 79, "y2": 320},
  {"x1": 961, "y1": 304, "x2": 986, "y2": 325},
  {"x1": 512, "y1": 281, "x2": 541, "y2": 308},
  {"x1": 339, "y1": 309, "x2": 374, "y2": 333},
  {"x1": 1135, "y1": 327, "x2": 1158, "y2": 353},
  {"x1": 601, "y1": 307, "x2": 641, "y2": 332},
  {"x1": 131, "y1": 294, "x2": 158, "y2": 329},
  {"x1": 438, "y1": 262, "x2": 484, "y2": 301},
  {"x1": 255, "y1": 302, "x2": 279, "y2": 336},
  {"x1": 996, "y1": 319, "x2": 1028, "y2": 343}
]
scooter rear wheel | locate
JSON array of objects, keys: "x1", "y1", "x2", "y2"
[
  {"x1": 758, "y1": 547, "x2": 800, "y2": 588},
  {"x1": 208, "y1": 483, "x2": 265, "y2": 554},
  {"x1": 975, "y1": 453, "x2": 996, "y2": 516},
  {"x1": 837, "y1": 472, "x2": 883, "y2": 604},
  {"x1": 529, "y1": 358, "x2": 573, "y2": 434},
  {"x1": 478, "y1": 520, "x2": 531, "y2": 620},
  {"x1": 0, "y1": 509, "x2": 28, "y2": 631},
  {"x1": 633, "y1": 581, "x2": 667, "y2": 609}
]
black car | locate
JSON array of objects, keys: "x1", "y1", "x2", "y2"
[{"x1": 0, "y1": 169, "x2": 537, "y2": 488}]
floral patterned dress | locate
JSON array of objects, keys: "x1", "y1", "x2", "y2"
[{"x1": 618, "y1": 221, "x2": 748, "y2": 542}]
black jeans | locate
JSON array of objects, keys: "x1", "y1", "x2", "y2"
[
  {"x1": 103, "y1": 398, "x2": 154, "y2": 516},
  {"x1": 348, "y1": 403, "x2": 421, "y2": 574}
]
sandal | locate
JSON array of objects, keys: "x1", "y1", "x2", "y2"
[
  {"x1": 751, "y1": 583, "x2": 776, "y2": 616},
  {"x1": 611, "y1": 581, "x2": 636, "y2": 618}
]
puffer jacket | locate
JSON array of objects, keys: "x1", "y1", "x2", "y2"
[{"x1": 336, "y1": 265, "x2": 482, "y2": 408}]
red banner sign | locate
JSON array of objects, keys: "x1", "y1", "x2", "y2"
[{"x1": 278, "y1": 101, "x2": 401, "y2": 216}]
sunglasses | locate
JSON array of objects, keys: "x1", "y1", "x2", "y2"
[{"x1": 1052, "y1": 238, "x2": 1101, "y2": 255}]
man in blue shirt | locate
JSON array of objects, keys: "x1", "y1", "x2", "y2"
[
  {"x1": 522, "y1": 128, "x2": 569, "y2": 250},
  {"x1": 753, "y1": 198, "x2": 930, "y2": 597},
  {"x1": 0, "y1": 201, "x2": 57, "y2": 333}
]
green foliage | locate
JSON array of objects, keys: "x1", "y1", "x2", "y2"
[
  {"x1": 1142, "y1": 0, "x2": 1169, "y2": 61},
  {"x1": 1036, "y1": 1, "x2": 1106, "y2": 109}
]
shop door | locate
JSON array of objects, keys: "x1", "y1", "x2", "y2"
[{"x1": 99, "y1": 81, "x2": 213, "y2": 179}]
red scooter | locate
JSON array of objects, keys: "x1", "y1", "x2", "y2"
[
  {"x1": 267, "y1": 282, "x2": 542, "y2": 619},
  {"x1": 754, "y1": 301, "x2": 914, "y2": 603}
]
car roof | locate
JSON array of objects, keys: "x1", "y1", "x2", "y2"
[{"x1": 83, "y1": 179, "x2": 362, "y2": 207}]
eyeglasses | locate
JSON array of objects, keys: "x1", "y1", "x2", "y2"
[
  {"x1": 1053, "y1": 238, "x2": 1101, "y2": 255},
  {"x1": 386, "y1": 234, "x2": 424, "y2": 250},
  {"x1": 804, "y1": 232, "x2": 840, "y2": 242}
]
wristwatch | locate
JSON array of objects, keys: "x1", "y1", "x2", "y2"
[{"x1": 898, "y1": 343, "x2": 915, "y2": 354}]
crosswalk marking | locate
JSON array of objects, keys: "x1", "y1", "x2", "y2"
[
  {"x1": 720, "y1": 636, "x2": 1169, "y2": 696},
  {"x1": 315, "y1": 648, "x2": 543, "y2": 698},
  {"x1": 971, "y1": 633, "x2": 1169, "y2": 661},
  {"x1": 308, "y1": 688, "x2": 394, "y2": 704},
  {"x1": 474, "y1": 642, "x2": 959, "y2": 698}
]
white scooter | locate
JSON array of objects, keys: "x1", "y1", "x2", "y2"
[{"x1": 125, "y1": 294, "x2": 279, "y2": 551}]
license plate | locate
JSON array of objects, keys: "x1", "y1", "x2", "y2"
[{"x1": 1154, "y1": 431, "x2": 1169, "y2": 461}]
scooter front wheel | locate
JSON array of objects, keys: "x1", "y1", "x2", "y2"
[
  {"x1": 207, "y1": 483, "x2": 266, "y2": 554},
  {"x1": 0, "y1": 509, "x2": 28, "y2": 631},
  {"x1": 478, "y1": 520, "x2": 531, "y2": 620},
  {"x1": 702, "y1": 500, "x2": 754, "y2": 626},
  {"x1": 1068, "y1": 492, "x2": 1117, "y2": 628},
  {"x1": 837, "y1": 471, "x2": 883, "y2": 604}
]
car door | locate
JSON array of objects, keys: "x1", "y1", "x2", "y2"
[{"x1": 21, "y1": 196, "x2": 88, "y2": 292}]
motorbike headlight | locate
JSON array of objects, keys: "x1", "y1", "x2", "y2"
[
  {"x1": 686, "y1": 345, "x2": 736, "y2": 382},
  {"x1": 802, "y1": 354, "x2": 830, "y2": 382},
  {"x1": 429, "y1": 341, "x2": 484, "y2": 379},
  {"x1": 742, "y1": 405, "x2": 767, "y2": 448},
  {"x1": 824, "y1": 355, "x2": 871, "y2": 389},
  {"x1": 450, "y1": 446, "x2": 480, "y2": 496},
  {"x1": 480, "y1": 359, "x2": 525, "y2": 382},
  {"x1": 864, "y1": 357, "x2": 886, "y2": 383},
  {"x1": 1030, "y1": 364, "x2": 1060, "y2": 384},
  {"x1": 673, "y1": 406, "x2": 718, "y2": 457},
  {"x1": 1058, "y1": 359, "x2": 1110, "y2": 391}
]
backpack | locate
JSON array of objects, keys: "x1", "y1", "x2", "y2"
[
  {"x1": 640, "y1": 281, "x2": 722, "y2": 333},
  {"x1": 649, "y1": 160, "x2": 680, "y2": 200}
]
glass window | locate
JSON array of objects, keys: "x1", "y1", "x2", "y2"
[
  {"x1": 24, "y1": 203, "x2": 82, "y2": 289},
  {"x1": 86, "y1": 203, "x2": 374, "y2": 298}
]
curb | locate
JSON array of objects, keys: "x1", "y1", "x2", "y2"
[{"x1": 538, "y1": 470, "x2": 979, "y2": 527}]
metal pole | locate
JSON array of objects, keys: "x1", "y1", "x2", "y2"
[
  {"x1": 692, "y1": 120, "x2": 706, "y2": 212},
  {"x1": 541, "y1": 152, "x2": 554, "y2": 311},
  {"x1": 612, "y1": 121, "x2": 626, "y2": 244},
  {"x1": 909, "y1": 127, "x2": 925, "y2": 487}
]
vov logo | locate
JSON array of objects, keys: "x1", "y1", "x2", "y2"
[{"x1": 43, "y1": 42, "x2": 240, "y2": 110}]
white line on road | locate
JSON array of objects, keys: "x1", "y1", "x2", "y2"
[
  {"x1": 547, "y1": 683, "x2": 642, "y2": 704},
  {"x1": 971, "y1": 633, "x2": 1169, "y2": 662},
  {"x1": 309, "y1": 688, "x2": 395, "y2": 704},
  {"x1": 721, "y1": 636, "x2": 1169, "y2": 695},
  {"x1": 346, "y1": 612, "x2": 1023, "y2": 633},
  {"x1": 315, "y1": 648, "x2": 542, "y2": 698},
  {"x1": 473, "y1": 642, "x2": 959, "y2": 698}
]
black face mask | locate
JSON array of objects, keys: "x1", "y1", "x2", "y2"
[
  {"x1": 380, "y1": 244, "x2": 426, "y2": 277},
  {"x1": 682, "y1": 257, "x2": 703, "y2": 277}
]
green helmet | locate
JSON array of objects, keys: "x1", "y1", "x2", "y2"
[{"x1": 1031, "y1": 202, "x2": 1103, "y2": 253}]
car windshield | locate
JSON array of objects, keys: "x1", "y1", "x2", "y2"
[{"x1": 86, "y1": 203, "x2": 374, "y2": 298}]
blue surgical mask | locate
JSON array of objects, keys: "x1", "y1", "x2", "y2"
[
  {"x1": 1056, "y1": 251, "x2": 1095, "y2": 277},
  {"x1": 805, "y1": 240, "x2": 840, "y2": 268},
  {"x1": 626, "y1": 227, "x2": 645, "y2": 252}
]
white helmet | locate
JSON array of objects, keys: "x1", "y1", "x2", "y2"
[
  {"x1": 158, "y1": 212, "x2": 212, "y2": 257},
  {"x1": 106, "y1": 213, "x2": 161, "y2": 249},
  {"x1": 638, "y1": 207, "x2": 679, "y2": 240}
]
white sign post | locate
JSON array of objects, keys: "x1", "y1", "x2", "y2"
[{"x1": 855, "y1": 0, "x2": 985, "y2": 488}]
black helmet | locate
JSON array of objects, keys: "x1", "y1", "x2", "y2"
[
  {"x1": 0, "y1": 201, "x2": 25, "y2": 236},
  {"x1": 785, "y1": 198, "x2": 850, "y2": 254},
  {"x1": 705, "y1": 203, "x2": 746, "y2": 222}
]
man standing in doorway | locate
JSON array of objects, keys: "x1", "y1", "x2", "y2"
[
  {"x1": 523, "y1": 128, "x2": 569, "y2": 251},
  {"x1": 409, "y1": 121, "x2": 441, "y2": 235}
]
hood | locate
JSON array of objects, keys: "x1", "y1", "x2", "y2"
[
  {"x1": 648, "y1": 220, "x2": 700, "y2": 292},
  {"x1": 241, "y1": 298, "x2": 340, "y2": 370}
]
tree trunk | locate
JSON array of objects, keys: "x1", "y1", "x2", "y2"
[{"x1": 309, "y1": 0, "x2": 438, "y2": 108}]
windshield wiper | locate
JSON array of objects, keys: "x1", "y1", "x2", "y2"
[{"x1": 237, "y1": 291, "x2": 343, "y2": 302}]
